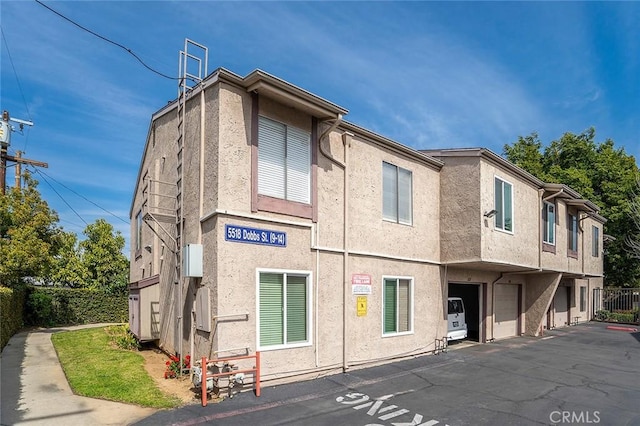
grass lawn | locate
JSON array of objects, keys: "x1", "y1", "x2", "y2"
[{"x1": 52, "y1": 326, "x2": 181, "y2": 409}]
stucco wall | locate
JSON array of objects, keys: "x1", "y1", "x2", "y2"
[
  {"x1": 438, "y1": 157, "x2": 482, "y2": 262},
  {"x1": 480, "y1": 160, "x2": 540, "y2": 268}
]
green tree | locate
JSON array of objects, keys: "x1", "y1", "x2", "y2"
[
  {"x1": 0, "y1": 173, "x2": 62, "y2": 287},
  {"x1": 504, "y1": 129, "x2": 640, "y2": 287},
  {"x1": 80, "y1": 219, "x2": 129, "y2": 294},
  {"x1": 625, "y1": 177, "x2": 640, "y2": 260},
  {"x1": 48, "y1": 231, "x2": 89, "y2": 288}
]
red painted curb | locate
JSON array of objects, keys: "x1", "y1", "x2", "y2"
[{"x1": 606, "y1": 325, "x2": 638, "y2": 332}]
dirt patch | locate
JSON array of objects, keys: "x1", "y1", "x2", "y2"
[{"x1": 139, "y1": 347, "x2": 199, "y2": 406}]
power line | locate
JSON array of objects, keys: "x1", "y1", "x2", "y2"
[
  {"x1": 35, "y1": 0, "x2": 179, "y2": 81},
  {"x1": 1, "y1": 26, "x2": 33, "y2": 151},
  {"x1": 34, "y1": 168, "x2": 129, "y2": 224},
  {"x1": 33, "y1": 167, "x2": 88, "y2": 226}
]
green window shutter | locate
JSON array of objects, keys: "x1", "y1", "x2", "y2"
[
  {"x1": 286, "y1": 275, "x2": 307, "y2": 343},
  {"x1": 398, "y1": 279, "x2": 410, "y2": 332},
  {"x1": 259, "y1": 273, "x2": 284, "y2": 347},
  {"x1": 384, "y1": 279, "x2": 397, "y2": 333}
]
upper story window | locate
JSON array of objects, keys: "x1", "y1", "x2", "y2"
[
  {"x1": 383, "y1": 277, "x2": 413, "y2": 335},
  {"x1": 135, "y1": 211, "x2": 142, "y2": 253},
  {"x1": 383, "y1": 162, "x2": 412, "y2": 225},
  {"x1": 568, "y1": 213, "x2": 578, "y2": 256},
  {"x1": 543, "y1": 202, "x2": 556, "y2": 245},
  {"x1": 258, "y1": 116, "x2": 311, "y2": 204},
  {"x1": 494, "y1": 177, "x2": 513, "y2": 232},
  {"x1": 592, "y1": 225, "x2": 600, "y2": 257}
]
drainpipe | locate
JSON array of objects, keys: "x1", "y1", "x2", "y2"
[
  {"x1": 317, "y1": 116, "x2": 347, "y2": 370},
  {"x1": 342, "y1": 132, "x2": 353, "y2": 372},
  {"x1": 537, "y1": 189, "x2": 544, "y2": 270}
]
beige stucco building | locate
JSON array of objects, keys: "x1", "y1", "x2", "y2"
[{"x1": 129, "y1": 68, "x2": 605, "y2": 385}]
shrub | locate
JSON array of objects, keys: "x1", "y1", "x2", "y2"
[
  {"x1": 1, "y1": 286, "x2": 25, "y2": 350},
  {"x1": 105, "y1": 324, "x2": 140, "y2": 351},
  {"x1": 24, "y1": 286, "x2": 128, "y2": 327}
]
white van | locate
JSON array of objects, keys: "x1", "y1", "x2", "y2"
[{"x1": 447, "y1": 297, "x2": 468, "y2": 341}]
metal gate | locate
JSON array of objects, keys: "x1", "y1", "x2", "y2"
[{"x1": 593, "y1": 287, "x2": 639, "y2": 324}]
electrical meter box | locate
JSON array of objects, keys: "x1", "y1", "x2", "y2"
[{"x1": 183, "y1": 244, "x2": 203, "y2": 277}]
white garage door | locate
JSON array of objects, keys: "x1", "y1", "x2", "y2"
[
  {"x1": 553, "y1": 286, "x2": 569, "y2": 328},
  {"x1": 494, "y1": 284, "x2": 520, "y2": 340}
]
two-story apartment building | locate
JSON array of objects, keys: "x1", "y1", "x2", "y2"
[
  {"x1": 129, "y1": 67, "x2": 605, "y2": 385},
  {"x1": 423, "y1": 149, "x2": 605, "y2": 342}
]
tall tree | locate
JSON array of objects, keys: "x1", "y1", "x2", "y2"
[
  {"x1": 625, "y1": 177, "x2": 640, "y2": 260},
  {"x1": 48, "y1": 231, "x2": 89, "y2": 288},
  {"x1": 504, "y1": 129, "x2": 640, "y2": 287},
  {"x1": 0, "y1": 173, "x2": 62, "y2": 287},
  {"x1": 80, "y1": 219, "x2": 129, "y2": 294}
]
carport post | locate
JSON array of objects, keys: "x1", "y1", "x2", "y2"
[{"x1": 201, "y1": 356, "x2": 207, "y2": 407}]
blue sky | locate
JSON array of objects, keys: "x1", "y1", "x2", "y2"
[{"x1": 1, "y1": 1, "x2": 639, "y2": 253}]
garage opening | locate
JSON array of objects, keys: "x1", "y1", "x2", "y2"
[{"x1": 448, "y1": 283, "x2": 481, "y2": 342}]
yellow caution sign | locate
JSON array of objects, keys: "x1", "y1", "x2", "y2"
[{"x1": 357, "y1": 296, "x2": 367, "y2": 317}]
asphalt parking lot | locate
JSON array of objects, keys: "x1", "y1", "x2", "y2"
[{"x1": 134, "y1": 322, "x2": 640, "y2": 426}]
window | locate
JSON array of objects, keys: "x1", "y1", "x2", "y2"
[
  {"x1": 383, "y1": 162, "x2": 412, "y2": 225},
  {"x1": 592, "y1": 226, "x2": 600, "y2": 257},
  {"x1": 543, "y1": 202, "x2": 556, "y2": 244},
  {"x1": 568, "y1": 213, "x2": 578, "y2": 255},
  {"x1": 258, "y1": 116, "x2": 311, "y2": 204},
  {"x1": 383, "y1": 277, "x2": 413, "y2": 335},
  {"x1": 258, "y1": 270, "x2": 311, "y2": 349},
  {"x1": 494, "y1": 177, "x2": 513, "y2": 232},
  {"x1": 135, "y1": 211, "x2": 142, "y2": 253},
  {"x1": 580, "y1": 286, "x2": 587, "y2": 312}
]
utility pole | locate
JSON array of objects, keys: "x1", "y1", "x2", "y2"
[{"x1": 0, "y1": 110, "x2": 47, "y2": 194}]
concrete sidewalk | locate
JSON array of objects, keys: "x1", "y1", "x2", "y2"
[{"x1": 0, "y1": 324, "x2": 156, "y2": 426}]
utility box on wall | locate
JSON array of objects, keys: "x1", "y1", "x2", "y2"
[
  {"x1": 195, "y1": 287, "x2": 212, "y2": 332},
  {"x1": 183, "y1": 244, "x2": 203, "y2": 277},
  {"x1": 128, "y1": 275, "x2": 160, "y2": 341}
]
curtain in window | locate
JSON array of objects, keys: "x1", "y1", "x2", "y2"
[
  {"x1": 494, "y1": 178, "x2": 503, "y2": 229},
  {"x1": 398, "y1": 169, "x2": 412, "y2": 225},
  {"x1": 259, "y1": 273, "x2": 284, "y2": 346},
  {"x1": 383, "y1": 163, "x2": 397, "y2": 222},
  {"x1": 398, "y1": 279, "x2": 410, "y2": 332},
  {"x1": 258, "y1": 117, "x2": 286, "y2": 199},
  {"x1": 384, "y1": 279, "x2": 397, "y2": 333},
  {"x1": 286, "y1": 275, "x2": 307, "y2": 343}
]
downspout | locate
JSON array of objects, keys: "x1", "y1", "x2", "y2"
[
  {"x1": 341, "y1": 131, "x2": 353, "y2": 372},
  {"x1": 537, "y1": 189, "x2": 545, "y2": 270},
  {"x1": 317, "y1": 115, "x2": 346, "y2": 370}
]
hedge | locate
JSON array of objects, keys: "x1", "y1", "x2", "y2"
[
  {"x1": 24, "y1": 286, "x2": 128, "y2": 327},
  {"x1": 594, "y1": 309, "x2": 639, "y2": 324},
  {"x1": 1, "y1": 286, "x2": 25, "y2": 351}
]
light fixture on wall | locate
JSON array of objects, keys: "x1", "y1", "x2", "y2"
[
  {"x1": 483, "y1": 209, "x2": 498, "y2": 218},
  {"x1": 144, "y1": 244, "x2": 152, "y2": 252}
]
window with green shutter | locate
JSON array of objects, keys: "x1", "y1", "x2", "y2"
[
  {"x1": 258, "y1": 271, "x2": 310, "y2": 349},
  {"x1": 383, "y1": 277, "x2": 413, "y2": 335}
]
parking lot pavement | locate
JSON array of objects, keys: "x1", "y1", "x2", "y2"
[{"x1": 134, "y1": 322, "x2": 640, "y2": 426}]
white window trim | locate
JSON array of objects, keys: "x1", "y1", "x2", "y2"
[
  {"x1": 543, "y1": 201, "x2": 556, "y2": 245},
  {"x1": 494, "y1": 175, "x2": 514, "y2": 234},
  {"x1": 382, "y1": 162, "x2": 413, "y2": 226},
  {"x1": 381, "y1": 275, "x2": 415, "y2": 338},
  {"x1": 568, "y1": 213, "x2": 578, "y2": 253},
  {"x1": 256, "y1": 268, "x2": 313, "y2": 352},
  {"x1": 592, "y1": 226, "x2": 600, "y2": 257},
  {"x1": 135, "y1": 211, "x2": 142, "y2": 252}
]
